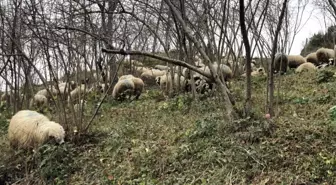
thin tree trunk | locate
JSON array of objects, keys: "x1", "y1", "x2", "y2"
[
  {"x1": 239, "y1": 0, "x2": 252, "y2": 117},
  {"x1": 267, "y1": 0, "x2": 288, "y2": 117}
]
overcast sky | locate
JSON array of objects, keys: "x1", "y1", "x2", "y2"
[{"x1": 289, "y1": 1, "x2": 331, "y2": 55}]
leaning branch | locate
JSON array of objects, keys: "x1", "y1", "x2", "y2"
[{"x1": 101, "y1": 48, "x2": 212, "y2": 79}]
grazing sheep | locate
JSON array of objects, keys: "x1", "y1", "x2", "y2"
[
  {"x1": 57, "y1": 81, "x2": 77, "y2": 99},
  {"x1": 154, "y1": 65, "x2": 170, "y2": 71},
  {"x1": 287, "y1": 55, "x2": 306, "y2": 69},
  {"x1": 156, "y1": 73, "x2": 187, "y2": 96},
  {"x1": 305, "y1": 52, "x2": 318, "y2": 66},
  {"x1": 274, "y1": 53, "x2": 288, "y2": 74},
  {"x1": 316, "y1": 47, "x2": 335, "y2": 64},
  {"x1": 130, "y1": 77, "x2": 144, "y2": 99},
  {"x1": 242, "y1": 67, "x2": 266, "y2": 77},
  {"x1": 199, "y1": 64, "x2": 233, "y2": 83},
  {"x1": 140, "y1": 69, "x2": 167, "y2": 78},
  {"x1": 295, "y1": 62, "x2": 317, "y2": 73},
  {"x1": 119, "y1": 74, "x2": 135, "y2": 81},
  {"x1": 36, "y1": 87, "x2": 59, "y2": 100},
  {"x1": 140, "y1": 69, "x2": 167, "y2": 86},
  {"x1": 118, "y1": 74, "x2": 144, "y2": 99},
  {"x1": 134, "y1": 66, "x2": 151, "y2": 75},
  {"x1": 112, "y1": 78, "x2": 135, "y2": 100},
  {"x1": 8, "y1": 110, "x2": 65, "y2": 149},
  {"x1": 30, "y1": 94, "x2": 48, "y2": 109},
  {"x1": 195, "y1": 79, "x2": 213, "y2": 94},
  {"x1": 69, "y1": 84, "x2": 88, "y2": 102}
]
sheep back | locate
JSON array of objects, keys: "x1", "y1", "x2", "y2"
[
  {"x1": 316, "y1": 47, "x2": 335, "y2": 64},
  {"x1": 305, "y1": 52, "x2": 318, "y2": 66},
  {"x1": 112, "y1": 79, "x2": 135, "y2": 100},
  {"x1": 295, "y1": 62, "x2": 316, "y2": 73},
  {"x1": 8, "y1": 110, "x2": 65, "y2": 149},
  {"x1": 287, "y1": 55, "x2": 306, "y2": 68}
]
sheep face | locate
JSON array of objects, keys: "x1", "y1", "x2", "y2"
[{"x1": 46, "y1": 121, "x2": 65, "y2": 144}]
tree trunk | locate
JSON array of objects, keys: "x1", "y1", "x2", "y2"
[
  {"x1": 267, "y1": 0, "x2": 288, "y2": 117},
  {"x1": 239, "y1": 0, "x2": 252, "y2": 117}
]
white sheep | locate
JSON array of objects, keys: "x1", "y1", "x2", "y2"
[
  {"x1": 316, "y1": 47, "x2": 335, "y2": 64},
  {"x1": 134, "y1": 66, "x2": 151, "y2": 75},
  {"x1": 8, "y1": 110, "x2": 65, "y2": 149},
  {"x1": 242, "y1": 67, "x2": 266, "y2": 77},
  {"x1": 305, "y1": 52, "x2": 318, "y2": 66},
  {"x1": 140, "y1": 69, "x2": 167, "y2": 79},
  {"x1": 30, "y1": 94, "x2": 48, "y2": 109},
  {"x1": 140, "y1": 69, "x2": 167, "y2": 85},
  {"x1": 156, "y1": 73, "x2": 187, "y2": 96},
  {"x1": 287, "y1": 55, "x2": 306, "y2": 69},
  {"x1": 130, "y1": 77, "x2": 145, "y2": 99},
  {"x1": 196, "y1": 64, "x2": 233, "y2": 83},
  {"x1": 295, "y1": 62, "x2": 316, "y2": 73},
  {"x1": 56, "y1": 81, "x2": 77, "y2": 99},
  {"x1": 69, "y1": 84, "x2": 88, "y2": 103},
  {"x1": 36, "y1": 87, "x2": 59, "y2": 100},
  {"x1": 112, "y1": 78, "x2": 135, "y2": 100},
  {"x1": 119, "y1": 74, "x2": 135, "y2": 81},
  {"x1": 154, "y1": 65, "x2": 170, "y2": 71},
  {"x1": 117, "y1": 74, "x2": 144, "y2": 99}
]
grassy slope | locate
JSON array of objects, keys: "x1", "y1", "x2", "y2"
[{"x1": 1, "y1": 68, "x2": 336, "y2": 184}]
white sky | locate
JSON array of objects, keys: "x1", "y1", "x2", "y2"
[{"x1": 289, "y1": 1, "x2": 332, "y2": 55}]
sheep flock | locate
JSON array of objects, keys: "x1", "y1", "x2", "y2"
[{"x1": 1, "y1": 46, "x2": 336, "y2": 150}]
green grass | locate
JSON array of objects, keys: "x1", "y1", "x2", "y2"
[{"x1": 1, "y1": 68, "x2": 336, "y2": 184}]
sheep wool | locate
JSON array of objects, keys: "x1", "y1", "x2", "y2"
[
  {"x1": 119, "y1": 74, "x2": 135, "y2": 81},
  {"x1": 305, "y1": 52, "x2": 318, "y2": 66},
  {"x1": 131, "y1": 77, "x2": 145, "y2": 99},
  {"x1": 154, "y1": 65, "x2": 170, "y2": 71},
  {"x1": 157, "y1": 73, "x2": 186, "y2": 95},
  {"x1": 295, "y1": 62, "x2": 317, "y2": 73},
  {"x1": 69, "y1": 84, "x2": 87, "y2": 102},
  {"x1": 140, "y1": 69, "x2": 167, "y2": 79},
  {"x1": 287, "y1": 55, "x2": 306, "y2": 69},
  {"x1": 199, "y1": 64, "x2": 233, "y2": 82},
  {"x1": 242, "y1": 67, "x2": 266, "y2": 77},
  {"x1": 30, "y1": 94, "x2": 48, "y2": 108},
  {"x1": 36, "y1": 87, "x2": 59, "y2": 99},
  {"x1": 316, "y1": 47, "x2": 335, "y2": 64},
  {"x1": 117, "y1": 74, "x2": 144, "y2": 99},
  {"x1": 8, "y1": 110, "x2": 65, "y2": 149},
  {"x1": 112, "y1": 78, "x2": 135, "y2": 100}
]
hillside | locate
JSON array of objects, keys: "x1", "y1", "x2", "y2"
[{"x1": 1, "y1": 68, "x2": 336, "y2": 184}]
